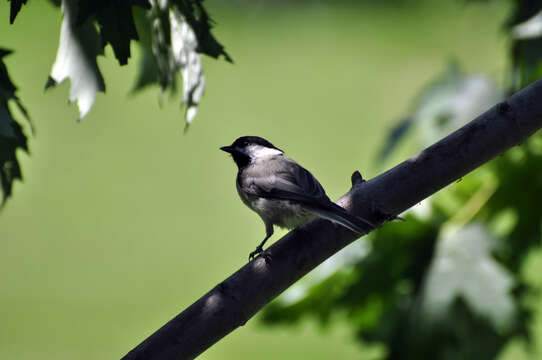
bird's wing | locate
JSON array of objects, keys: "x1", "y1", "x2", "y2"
[
  {"x1": 241, "y1": 157, "x2": 330, "y2": 206},
  {"x1": 239, "y1": 157, "x2": 375, "y2": 233}
]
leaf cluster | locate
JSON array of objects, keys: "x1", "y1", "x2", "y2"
[
  {"x1": 2, "y1": 0, "x2": 231, "y2": 205},
  {"x1": 506, "y1": 0, "x2": 542, "y2": 89}
]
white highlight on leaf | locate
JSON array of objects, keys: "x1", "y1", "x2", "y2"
[
  {"x1": 422, "y1": 225, "x2": 515, "y2": 331},
  {"x1": 169, "y1": 7, "x2": 205, "y2": 125},
  {"x1": 186, "y1": 106, "x2": 198, "y2": 124},
  {"x1": 157, "y1": 0, "x2": 168, "y2": 10},
  {"x1": 512, "y1": 10, "x2": 542, "y2": 39},
  {"x1": 416, "y1": 74, "x2": 502, "y2": 146},
  {"x1": 49, "y1": 0, "x2": 105, "y2": 120}
]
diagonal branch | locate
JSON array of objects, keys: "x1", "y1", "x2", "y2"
[{"x1": 122, "y1": 79, "x2": 542, "y2": 360}]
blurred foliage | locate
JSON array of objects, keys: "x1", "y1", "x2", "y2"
[
  {"x1": 261, "y1": 1, "x2": 542, "y2": 359},
  {"x1": 0, "y1": 48, "x2": 29, "y2": 207},
  {"x1": 378, "y1": 62, "x2": 502, "y2": 160},
  {"x1": 505, "y1": 0, "x2": 542, "y2": 90},
  {"x1": 263, "y1": 121, "x2": 542, "y2": 360},
  {"x1": 464, "y1": 0, "x2": 542, "y2": 90}
]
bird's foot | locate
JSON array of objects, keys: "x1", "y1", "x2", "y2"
[{"x1": 248, "y1": 245, "x2": 264, "y2": 262}]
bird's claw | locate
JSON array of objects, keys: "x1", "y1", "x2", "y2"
[{"x1": 248, "y1": 245, "x2": 264, "y2": 262}]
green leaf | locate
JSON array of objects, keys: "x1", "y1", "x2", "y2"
[
  {"x1": 130, "y1": 8, "x2": 160, "y2": 92},
  {"x1": 0, "y1": 48, "x2": 30, "y2": 207},
  {"x1": 486, "y1": 136, "x2": 542, "y2": 270},
  {"x1": 261, "y1": 207, "x2": 531, "y2": 359},
  {"x1": 172, "y1": 0, "x2": 232, "y2": 62},
  {"x1": 262, "y1": 216, "x2": 440, "y2": 336},
  {"x1": 76, "y1": 0, "x2": 150, "y2": 66},
  {"x1": 506, "y1": 1, "x2": 542, "y2": 28},
  {"x1": 132, "y1": 46, "x2": 160, "y2": 92},
  {"x1": 132, "y1": 0, "x2": 232, "y2": 126},
  {"x1": 378, "y1": 62, "x2": 502, "y2": 160},
  {"x1": 408, "y1": 62, "x2": 501, "y2": 147},
  {"x1": 510, "y1": 37, "x2": 542, "y2": 89},
  {"x1": 422, "y1": 224, "x2": 516, "y2": 331},
  {"x1": 170, "y1": 5, "x2": 205, "y2": 126},
  {"x1": 512, "y1": 10, "x2": 542, "y2": 39},
  {"x1": 263, "y1": 241, "x2": 371, "y2": 326},
  {"x1": 46, "y1": 0, "x2": 105, "y2": 120},
  {"x1": 507, "y1": 2, "x2": 542, "y2": 89}
]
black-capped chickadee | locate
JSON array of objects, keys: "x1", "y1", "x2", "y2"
[{"x1": 221, "y1": 136, "x2": 374, "y2": 260}]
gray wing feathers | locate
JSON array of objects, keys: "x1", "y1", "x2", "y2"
[
  {"x1": 241, "y1": 156, "x2": 374, "y2": 233},
  {"x1": 240, "y1": 156, "x2": 328, "y2": 202},
  {"x1": 311, "y1": 202, "x2": 374, "y2": 233}
]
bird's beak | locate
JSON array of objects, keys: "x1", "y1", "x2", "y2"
[{"x1": 220, "y1": 145, "x2": 234, "y2": 153}]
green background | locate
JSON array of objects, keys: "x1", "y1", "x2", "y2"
[{"x1": 3, "y1": 1, "x2": 536, "y2": 359}]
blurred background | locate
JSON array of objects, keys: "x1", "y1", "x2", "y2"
[{"x1": 1, "y1": 0, "x2": 542, "y2": 359}]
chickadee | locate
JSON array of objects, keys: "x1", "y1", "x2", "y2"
[{"x1": 221, "y1": 136, "x2": 374, "y2": 260}]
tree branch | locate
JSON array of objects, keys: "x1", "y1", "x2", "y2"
[{"x1": 122, "y1": 79, "x2": 542, "y2": 360}]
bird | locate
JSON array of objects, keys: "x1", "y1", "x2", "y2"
[{"x1": 220, "y1": 136, "x2": 375, "y2": 261}]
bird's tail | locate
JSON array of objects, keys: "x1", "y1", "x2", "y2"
[{"x1": 310, "y1": 202, "x2": 375, "y2": 234}]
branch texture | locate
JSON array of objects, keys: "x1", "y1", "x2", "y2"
[{"x1": 122, "y1": 79, "x2": 542, "y2": 360}]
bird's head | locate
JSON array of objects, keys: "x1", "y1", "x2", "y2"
[{"x1": 220, "y1": 136, "x2": 283, "y2": 169}]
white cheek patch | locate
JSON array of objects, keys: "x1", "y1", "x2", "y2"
[{"x1": 249, "y1": 145, "x2": 283, "y2": 157}]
